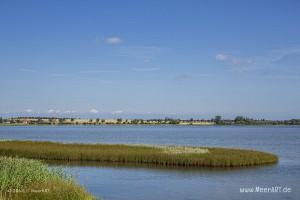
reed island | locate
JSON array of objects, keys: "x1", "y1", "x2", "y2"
[{"x1": 0, "y1": 140, "x2": 278, "y2": 168}]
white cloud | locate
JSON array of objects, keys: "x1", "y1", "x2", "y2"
[
  {"x1": 132, "y1": 67, "x2": 160, "y2": 72},
  {"x1": 112, "y1": 110, "x2": 123, "y2": 114},
  {"x1": 63, "y1": 110, "x2": 76, "y2": 114},
  {"x1": 47, "y1": 109, "x2": 55, "y2": 113},
  {"x1": 106, "y1": 36, "x2": 122, "y2": 44},
  {"x1": 216, "y1": 53, "x2": 253, "y2": 68},
  {"x1": 89, "y1": 109, "x2": 99, "y2": 114},
  {"x1": 25, "y1": 109, "x2": 33, "y2": 113},
  {"x1": 215, "y1": 47, "x2": 300, "y2": 74},
  {"x1": 47, "y1": 109, "x2": 60, "y2": 114},
  {"x1": 215, "y1": 54, "x2": 228, "y2": 61}
]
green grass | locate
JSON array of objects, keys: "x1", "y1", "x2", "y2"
[
  {"x1": 0, "y1": 140, "x2": 278, "y2": 167},
  {"x1": 0, "y1": 156, "x2": 95, "y2": 200}
]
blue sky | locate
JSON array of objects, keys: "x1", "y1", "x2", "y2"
[{"x1": 1, "y1": 0, "x2": 300, "y2": 119}]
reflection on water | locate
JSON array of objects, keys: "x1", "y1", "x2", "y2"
[
  {"x1": 47, "y1": 159, "x2": 278, "y2": 174},
  {"x1": 59, "y1": 161, "x2": 297, "y2": 200},
  {"x1": 1, "y1": 126, "x2": 299, "y2": 200}
]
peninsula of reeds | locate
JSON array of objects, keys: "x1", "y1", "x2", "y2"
[
  {"x1": 0, "y1": 140, "x2": 278, "y2": 167},
  {"x1": 0, "y1": 156, "x2": 95, "y2": 200}
]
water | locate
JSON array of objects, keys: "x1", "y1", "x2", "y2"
[{"x1": 0, "y1": 125, "x2": 299, "y2": 200}]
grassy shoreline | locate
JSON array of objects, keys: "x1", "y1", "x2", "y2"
[
  {"x1": 0, "y1": 157, "x2": 95, "y2": 200},
  {"x1": 0, "y1": 140, "x2": 278, "y2": 168}
]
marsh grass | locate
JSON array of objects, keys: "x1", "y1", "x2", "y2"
[
  {"x1": 0, "y1": 157, "x2": 95, "y2": 200},
  {"x1": 0, "y1": 140, "x2": 278, "y2": 167}
]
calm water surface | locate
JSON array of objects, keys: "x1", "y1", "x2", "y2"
[{"x1": 0, "y1": 126, "x2": 299, "y2": 200}]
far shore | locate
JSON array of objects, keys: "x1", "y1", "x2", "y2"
[
  {"x1": 1, "y1": 116, "x2": 299, "y2": 126},
  {"x1": 1, "y1": 123, "x2": 299, "y2": 127}
]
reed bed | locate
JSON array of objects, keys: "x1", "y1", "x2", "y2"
[
  {"x1": 0, "y1": 156, "x2": 95, "y2": 200},
  {"x1": 0, "y1": 140, "x2": 278, "y2": 167}
]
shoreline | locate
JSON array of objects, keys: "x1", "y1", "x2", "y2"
[{"x1": 1, "y1": 123, "x2": 299, "y2": 127}]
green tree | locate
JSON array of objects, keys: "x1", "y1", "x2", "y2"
[
  {"x1": 214, "y1": 116, "x2": 222, "y2": 124},
  {"x1": 117, "y1": 118, "x2": 122, "y2": 123},
  {"x1": 49, "y1": 118, "x2": 55, "y2": 124},
  {"x1": 169, "y1": 119, "x2": 180, "y2": 124},
  {"x1": 234, "y1": 116, "x2": 245, "y2": 123},
  {"x1": 131, "y1": 119, "x2": 138, "y2": 124}
]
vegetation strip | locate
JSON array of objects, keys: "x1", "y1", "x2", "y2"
[
  {"x1": 2, "y1": 116, "x2": 300, "y2": 126},
  {"x1": 0, "y1": 141, "x2": 278, "y2": 167},
  {"x1": 0, "y1": 157, "x2": 95, "y2": 200}
]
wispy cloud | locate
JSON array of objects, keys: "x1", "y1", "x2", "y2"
[
  {"x1": 50, "y1": 73, "x2": 65, "y2": 77},
  {"x1": 174, "y1": 73, "x2": 212, "y2": 81},
  {"x1": 89, "y1": 108, "x2": 99, "y2": 114},
  {"x1": 63, "y1": 110, "x2": 76, "y2": 114},
  {"x1": 215, "y1": 54, "x2": 228, "y2": 61},
  {"x1": 267, "y1": 47, "x2": 300, "y2": 62},
  {"x1": 79, "y1": 70, "x2": 120, "y2": 74},
  {"x1": 132, "y1": 67, "x2": 160, "y2": 72},
  {"x1": 19, "y1": 68, "x2": 37, "y2": 73},
  {"x1": 25, "y1": 109, "x2": 33, "y2": 113},
  {"x1": 216, "y1": 53, "x2": 252, "y2": 66},
  {"x1": 113, "y1": 46, "x2": 166, "y2": 60},
  {"x1": 112, "y1": 110, "x2": 123, "y2": 114},
  {"x1": 215, "y1": 47, "x2": 300, "y2": 76},
  {"x1": 174, "y1": 74, "x2": 192, "y2": 80},
  {"x1": 106, "y1": 36, "x2": 122, "y2": 45},
  {"x1": 263, "y1": 74, "x2": 300, "y2": 80},
  {"x1": 47, "y1": 109, "x2": 61, "y2": 114}
]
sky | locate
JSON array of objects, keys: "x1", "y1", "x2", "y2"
[{"x1": 1, "y1": 0, "x2": 300, "y2": 119}]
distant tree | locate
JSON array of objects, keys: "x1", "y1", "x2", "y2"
[
  {"x1": 169, "y1": 119, "x2": 180, "y2": 124},
  {"x1": 101, "y1": 119, "x2": 105, "y2": 123},
  {"x1": 89, "y1": 119, "x2": 93, "y2": 123},
  {"x1": 0, "y1": 117, "x2": 2, "y2": 124},
  {"x1": 49, "y1": 118, "x2": 56, "y2": 124},
  {"x1": 96, "y1": 118, "x2": 100, "y2": 124},
  {"x1": 131, "y1": 119, "x2": 139, "y2": 124},
  {"x1": 214, "y1": 116, "x2": 222, "y2": 124},
  {"x1": 70, "y1": 118, "x2": 75, "y2": 122},
  {"x1": 117, "y1": 118, "x2": 122, "y2": 123},
  {"x1": 58, "y1": 118, "x2": 64, "y2": 123},
  {"x1": 234, "y1": 116, "x2": 245, "y2": 122}
]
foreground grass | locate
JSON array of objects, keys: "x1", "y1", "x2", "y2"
[
  {"x1": 0, "y1": 140, "x2": 278, "y2": 167},
  {"x1": 0, "y1": 157, "x2": 95, "y2": 200}
]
